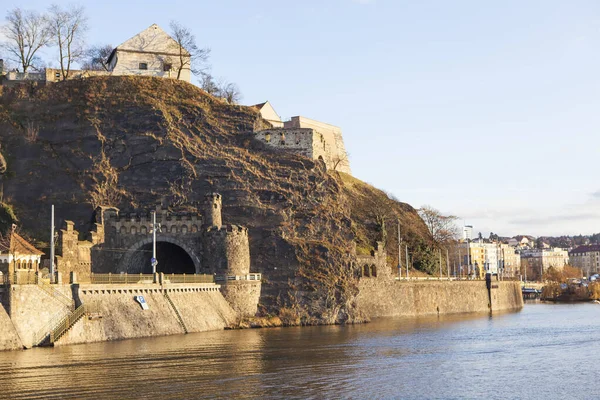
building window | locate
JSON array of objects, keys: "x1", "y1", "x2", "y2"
[
  {"x1": 163, "y1": 63, "x2": 172, "y2": 72},
  {"x1": 139, "y1": 63, "x2": 148, "y2": 70}
]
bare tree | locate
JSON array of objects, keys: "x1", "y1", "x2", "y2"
[
  {"x1": 219, "y1": 81, "x2": 242, "y2": 104},
  {"x1": 418, "y1": 205, "x2": 459, "y2": 246},
  {"x1": 200, "y1": 73, "x2": 220, "y2": 96},
  {"x1": 81, "y1": 44, "x2": 112, "y2": 71},
  {"x1": 2, "y1": 8, "x2": 52, "y2": 73},
  {"x1": 331, "y1": 152, "x2": 350, "y2": 172},
  {"x1": 48, "y1": 4, "x2": 88, "y2": 79},
  {"x1": 169, "y1": 20, "x2": 210, "y2": 79}
]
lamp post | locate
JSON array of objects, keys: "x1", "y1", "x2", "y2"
[
  {"x1": 397, "y1": 219, "x2": 402, "y2": 279},
  {"x1": 50, "y1": 204, "x2": 55, "y2": 283},
  {"x1": 150, "y1": 211, "x2": 161, "y2": 274}
]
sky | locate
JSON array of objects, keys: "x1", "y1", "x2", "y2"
[{"x1": 2, "y1": 0, "x2": 600, "y2": 238}]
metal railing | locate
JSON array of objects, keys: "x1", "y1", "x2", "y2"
[
  {"x1": 214, "y1": 273, "x2": 262, "y2": 282},
  {"x1": 50, "y1": 304, "x2": 86, "y2": 343},
  {"x1": 32, "y1": 310, "x2": 65, "y2": 347},
  {"x1": 5, "y1": 271, "x2": 39, "y2": 285},
  {"x1": 90, "y1": 273, "x2": 155, "y2": 284},
  {"x1": 37, "y1": 280, "x2": 74, "y2": 311},
  {"x1": 163, "y1": 274, "x2": 213, "y2": 284},
  {"x1": 395, "y1": 276, "x2": 485, "y2": 282},
  {"x1": 163, "y1": 292, "x2": 188, "y2": 334}
]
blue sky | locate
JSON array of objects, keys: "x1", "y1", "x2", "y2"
[{"x1": 3, "y1": 1, "x2": 600, "y2": 237}]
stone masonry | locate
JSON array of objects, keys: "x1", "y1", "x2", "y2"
[
  {"x1": 255, "y1": 116, "x2": 352, "y2": 174},
  {"x1": 54, "y1": 193, "x2": 261, "y2": 316}
]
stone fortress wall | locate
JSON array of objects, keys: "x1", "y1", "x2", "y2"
[
  {"x1": 255, "y1": 116, "x2": 352, "y2": 175},
  {"x1": 54, "y1": 193, "x2": 260, "y2": 317}
]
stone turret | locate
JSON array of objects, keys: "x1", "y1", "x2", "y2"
[
  {"x1": 203, "y1": 193, "x2": 222, "y2": 228},
  {"x1": 201, "y1": 225, "x2": 250, "y2": 276}
]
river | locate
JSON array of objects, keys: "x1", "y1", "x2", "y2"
[{"x1": 1, "y1": 302, "x2": 598, "y2": 399}]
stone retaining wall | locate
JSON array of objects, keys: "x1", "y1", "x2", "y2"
[
  {"x1": 55, "y1": 284, "x2": 237, "y2": 346},
  {"x1": 7, "y1": 285, "x2": 74, "y2": 348},
  {"x1": 357, "y1": 280, "x2": 523, "y2": 318},
  {"x1": 0, "y1": 302, "x2": 22, "y2": 351}
]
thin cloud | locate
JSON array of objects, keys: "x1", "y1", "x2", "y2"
[
  {"x1": 508, "y1": 212, "x2": 600, "y2": 226},
  {"x1": 352, "y1": 0, "x2": 376, "y2": 4}
]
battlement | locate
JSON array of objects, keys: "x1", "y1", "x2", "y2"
[
  {"x1": 255, "y1": 123, "x2": 350, "y2": 174},
  {"x1": 204, "y1": 193, "x2": 222, "y2": 202},
  {"x1": 203, "y1": 193, "x2": 223, "y2": 228},
  {"x1": 105, "y1": 211, "x2": 203, "y2": 225},
  {"x1": 203, "y1": 224, "x2": 248, "y2": 237}
]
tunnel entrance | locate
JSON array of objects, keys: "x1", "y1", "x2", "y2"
[{"x1": 130, "y1": 241, "x2": 196, "y2": 274}]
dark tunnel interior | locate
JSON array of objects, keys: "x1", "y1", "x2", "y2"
[{"x1": 128, "y1": 242, "x2": 196, "y2": 274}]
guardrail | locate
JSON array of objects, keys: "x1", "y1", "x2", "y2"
[
  {"x1": 50, "y1": 304, "x2": 86, "y2": 343},
  {"x1": 1, "y1": 271, "x2": 40, "y2": 285},
  {"x1": 37, "y1": 280, "x2": 74, "y2": 311},
  {"x1": 395, "y1": 277, "x2": 485, "y2": 281},
  {"x1": 90, "y1": 273, "x2": 155, "y2": 284},
  {"x1": 214, "y1": 273, "x2": 262, "y2": 282},
  {"x1": 163, "y1": 274, "x2": 213, "y2": 284}
]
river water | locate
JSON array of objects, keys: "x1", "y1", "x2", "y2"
[{"x1": 1, "y1": 302, "x2": 599, "y2": 399}]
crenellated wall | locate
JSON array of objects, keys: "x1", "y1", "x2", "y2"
[
  {"x1": 50, "y1": 193, "x2": 261, "y2": 318},
  {"x1": 201, "y1": 225, "x2": 250, "y2": 275},
  {"x1": 56, "y1": 221, "x2": 93, "y2": 282}
]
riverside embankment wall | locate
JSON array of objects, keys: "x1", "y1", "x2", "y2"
[
  {"x1": 55, "y1": 284, "x2": 237, "y2": 346},
  {"x1": 5, "y1": 285, "x2": 74, "y2": 348},
  {"x1": 0, "y1": 298, "x2": 22, "y2": 350},
  {"x1": 357, "y1": 280, "x2": 523, "y2": 318},
  {"x1": 0, "y1": 283, "x2": 238, "y2": 350}
]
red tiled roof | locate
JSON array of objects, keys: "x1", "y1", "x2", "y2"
[{"x1": 0, "y1": 231, "x2": 43, "y2": 256}]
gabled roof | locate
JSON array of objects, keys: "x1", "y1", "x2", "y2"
[
  {"x1": 570, "y1": 244, "x2": 600, "y2": 254},
  {"x1": 0, "y1": 231, "x2": 43, "y2": 256},
  {"x1": 107, "y1": 23, "x2": 189, "y2": 64}
]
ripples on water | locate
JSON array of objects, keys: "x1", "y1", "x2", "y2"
[{"x1": 1, "y1": 303, "x2": 599, "y2": 399}]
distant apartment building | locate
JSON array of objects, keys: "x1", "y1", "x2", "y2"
[
  {"x1": 482, "y1": 242, "x2": 499, "y2": 275},
  {"x1": 521, "y1": 248, "x2": 569, "y2": 280},
  {"x1": 459, "y1": 240, "x2": 486, "y2": 278},
  {"x1": 462, "y1": 225, "x2": 473, "y2": 241},
  {"x1": 458, "y1": 239, "x2": 521, "y2": 278},
  {"x1": 569, "y1": 245, "x2": 600, "y2": 277},
  {"x1": 500, "y1": 243, "x2": 521, "y2": 278}
]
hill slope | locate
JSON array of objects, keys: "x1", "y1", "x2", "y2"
[{"x1": 0, "y1": 77, "x2": 430, "y2": 324}]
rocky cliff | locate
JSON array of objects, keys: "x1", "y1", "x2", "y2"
[{"x1": 0, "y1": 77, "x2": 429, "y2": 324}]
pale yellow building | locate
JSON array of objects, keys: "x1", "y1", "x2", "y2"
[
  {"x1": 253, "y1": 101, "x2": 284, "y2": 127},
  {"x1": 500, "y1": 243, "x2": 521, "y2": 278},
  {"x1": 107, "y1": 24, "x2": 191, "y2": 82},
  {"x1": 521, "y1": 248, "x2": 568, "y2": 280},
  {"x1": 569, "y1": 245, "x2": 600, "y2": 277},
  {"x1": 459, "y1": 241, "x2": 486, "y2": 278}
]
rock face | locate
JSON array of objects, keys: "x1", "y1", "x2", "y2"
[{"x1": 0, "y1": 77, "x2": 429, "y2": 324}]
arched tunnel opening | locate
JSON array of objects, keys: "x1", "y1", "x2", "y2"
[{"x1": 129, "y1": 241, "x2": 196, "y2": 274}]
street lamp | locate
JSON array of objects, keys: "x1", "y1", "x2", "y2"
[{"x1": 150, "y1": 211, "x2": 161, "y2": 274}]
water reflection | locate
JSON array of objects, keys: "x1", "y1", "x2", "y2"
[{"x1": 1, "y1": 304, "x2": 599, "y2": 399}]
